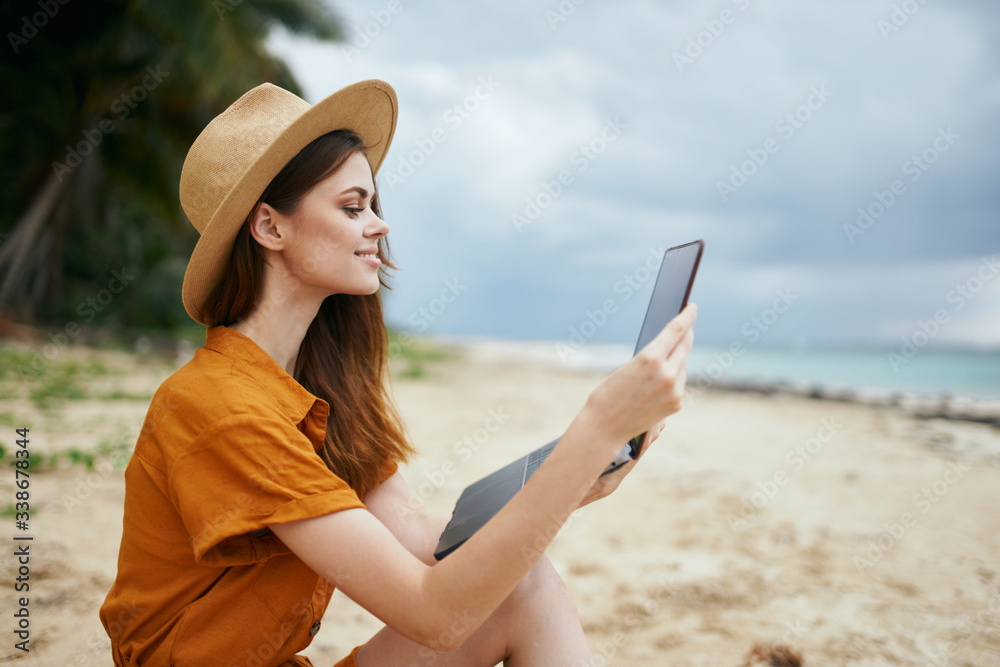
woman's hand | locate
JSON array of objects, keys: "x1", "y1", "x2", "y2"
[
  {"x1": 574, "y1": 303, "x2": 696, "y2": 455},
  {"x1": 577, "y1": 417, "x2": 667, "y2": 509}
]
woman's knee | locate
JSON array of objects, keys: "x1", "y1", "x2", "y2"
[
  {"x1": 489, "y1": 554, "x2": 589, "y2": 661},
  {"x1": 502, "y1": 554, "x2": 575, "y2": 616}
]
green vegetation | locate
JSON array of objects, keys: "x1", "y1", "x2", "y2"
[
  {"x1": 0, "y1": 431, "x2": 133, "y2": 473},
  {"x1": 0, "y1": 432, "x2": 134, "y2": 519},
  {"x1": 97, "y1": 431, "x2": 137, "y2": 469},
  {"x1": 98, "y1": 389, "x2": 155, "y2": 402},
  {"x1": 0, "y1": 347, "x2": 36, "y2": 381},
  {"x1": 387, "y1": 329, "x2": 454, "y2": 379},
  {"x1": 0, "y1": 0, "x2": 344, "y2": 335},
  {"x1": 0, "y1": 344, "x2": 134, "y2": 409},
  {"x1": 28, "y1": 364, "x2": 87, "y2": 409},
  {"x1": 65, "y1": 448, "x2": 97, "y2": 470}
]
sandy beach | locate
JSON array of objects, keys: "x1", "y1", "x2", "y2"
[{"x1": 2, "y1": 336, "x2": 999, "y2": 665}]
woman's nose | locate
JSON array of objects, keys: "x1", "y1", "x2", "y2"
[{"x1": 367, "y1": 212, "x2": 390, "y2": 238}]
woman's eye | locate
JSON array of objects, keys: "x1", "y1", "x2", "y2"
[{"x1": 344, "y1": 207, "x2": 364, "y2": 216}]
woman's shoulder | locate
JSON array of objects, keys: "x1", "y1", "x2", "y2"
[
  {"x1": 136, "y1": 344, "x2": 305, "y2": 465},
  {"x1": 154, "y1": 346, "x2": 267, "y2": 410},
  {"x1": 155, "y1": 327, "x2": 311, "y2": 416}
]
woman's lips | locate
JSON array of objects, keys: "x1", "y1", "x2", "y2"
[{"x1": 356, "y1": 251, "x2": 381, "y2": 268}]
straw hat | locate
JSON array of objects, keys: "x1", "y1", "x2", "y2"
[{"x1": 179, "y1": 79, "x2": 398, "y2": 324}]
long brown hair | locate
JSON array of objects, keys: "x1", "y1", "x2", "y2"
[{"x1": 202, "y1": 130, "x2": 414, "y2": 497}]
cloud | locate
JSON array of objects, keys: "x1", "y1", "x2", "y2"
[{"x1": 267, "y1": 0, "x2": 1000, "y2": 348}]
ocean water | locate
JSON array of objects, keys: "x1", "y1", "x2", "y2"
[
  {"x1": 452, "y1": 338, "x2": 1000, "y2": 400},
  {"x1": 684, "y1": 345, "x2": 1000, "y2": 400}
]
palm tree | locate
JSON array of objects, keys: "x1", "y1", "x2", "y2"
[{"x1": 0, "y1": 0, "x2": 342, "y2": 330}]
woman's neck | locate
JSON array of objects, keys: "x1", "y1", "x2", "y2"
[{"x1": 230, "y1": 269, "x2": 326, "y2": 376}]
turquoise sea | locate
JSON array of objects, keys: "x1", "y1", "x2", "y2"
[
  {"x1": 454, "y1": 339, "x2": 1000, "y2": 401},
  {"x1": 684, "y1": 345, "x2": 1000, "y2": 400}
]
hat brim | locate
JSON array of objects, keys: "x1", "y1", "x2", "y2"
[{"x1": 181, "y1": 79, "x2": 398, "y2": 325}]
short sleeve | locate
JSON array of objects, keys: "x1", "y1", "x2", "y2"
[{"x1": 168, "y1": 415, "x2": 366, "y2": 564}]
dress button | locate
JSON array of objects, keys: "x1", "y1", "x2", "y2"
[{"x1": 309, "y1": 620, "x2": 322, "y2": 636}]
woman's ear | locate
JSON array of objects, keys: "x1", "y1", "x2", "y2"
[{"x1": 248, "y1": 203, "x2": 284, "y2": 252}]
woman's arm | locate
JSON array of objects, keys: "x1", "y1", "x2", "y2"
[
  {"x1": 363, "y1": 470, "x2": 450, "y2": 566},
  {"x1": 271, "y1": 304, "x2": 696, "y2": 650},
  {"x1": 361, "y1": 418, "x2": 664, "y2": 561}
]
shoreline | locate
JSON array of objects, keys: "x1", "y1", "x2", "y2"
[
  {"x1": 438, "y1": 336, "x2": 1000, "y2": 428},
  {"x1": 694, "y1": 378, "x2": 1000, "y2": 428}
]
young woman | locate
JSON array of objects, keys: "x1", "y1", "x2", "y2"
[{"x1": 100, "y1": 79, "x2": 696, "y2": 666}]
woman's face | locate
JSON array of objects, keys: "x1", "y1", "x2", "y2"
[{"x1": 276, "y1": 151, "x2": 389, "y2": 297}]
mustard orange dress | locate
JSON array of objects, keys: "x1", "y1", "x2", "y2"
[{"x1": 101, "y1": 326, "x2": 396, "y2": 666}]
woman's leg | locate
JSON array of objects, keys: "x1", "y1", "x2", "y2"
[{"x1": 353, "y1": 555, "x2": 591, "y2": 666}]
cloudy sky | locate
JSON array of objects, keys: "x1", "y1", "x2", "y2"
[{"x1": 268, "y1": 0, "x2": 1000, "y2": 351}]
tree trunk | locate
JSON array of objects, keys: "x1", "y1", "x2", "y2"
[{"x1": 0, "y1": 172, "x2": 70, "y2": 314}]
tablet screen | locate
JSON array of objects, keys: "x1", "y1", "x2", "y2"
[{"x1": 632, "y1": 240, "x2": 704, "y2": 356}]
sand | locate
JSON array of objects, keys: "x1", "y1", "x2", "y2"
[{"x1": 1, "y1": 338, "x2": 998, "y2": 666}]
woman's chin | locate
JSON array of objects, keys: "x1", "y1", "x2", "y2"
[{"x1": 339, "y1": 281, "x2": 383, "y2": 297}]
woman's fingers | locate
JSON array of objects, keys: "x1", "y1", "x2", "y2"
[
  {"x1": 581, "y1": 303, "x2": 698, "y2": 447},
  {"x1": 631, "y1": 304, "x2": 696, "y2": 397},
  {"x1": 642, "y1": 302, "x2": 697, "y2": 362},
  {"x1": 662, "y1": 326, "x2": 694, "y2": 382},
  {"x1": 637, "y1": 417, "x2": 667, "y2": 459}
]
